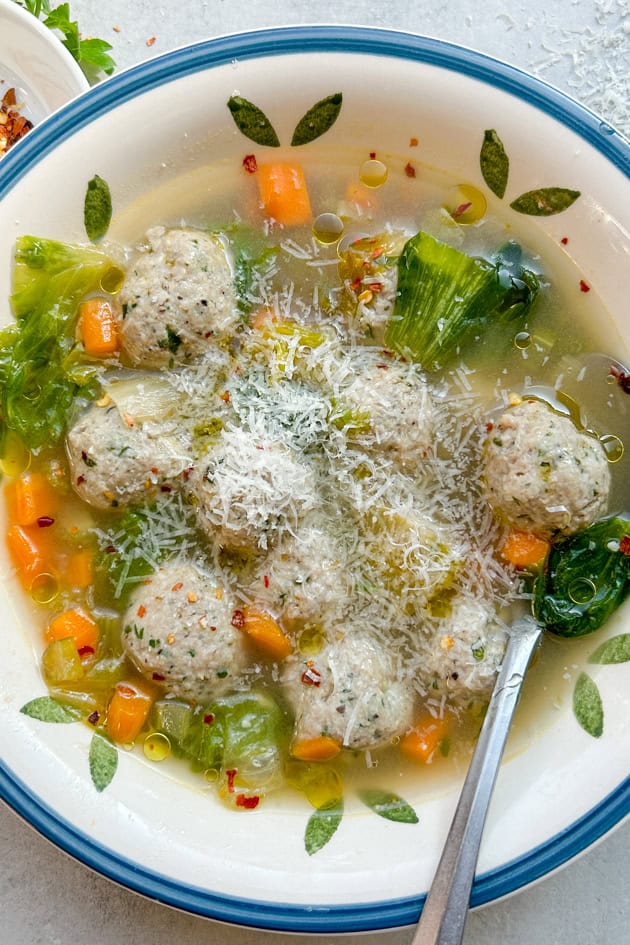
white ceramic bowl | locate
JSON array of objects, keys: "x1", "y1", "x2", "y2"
[
  {"x1": 0, "y1": 26, "x2": 629, "y2": 934},
  {"x1": 0, "y1": 0, "x2": 88, "y2": 135}
]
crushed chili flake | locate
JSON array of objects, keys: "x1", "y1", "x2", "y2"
[
  {"x1": 150, "y1": 466, "x2": 159, "y2": 474},
  {"x1": 160, "y1": 484, "x2": 173, "y2": 493},
  {"x1": 263, "y1": 574, "x2": 270, "y2": 588},
  {"x1": 113, "y1": 25, "x2": 121, "y2": 33},
  {"x1": 219, "y1": 390, "x2": 231, "y2": 402},
  {"x1": 369, "y1": 151, "x2": 376, "y2": 159},
  {"x1": 171, "y1": 581, "x2": 183, "y2": 592},
  {"x1": 226, "y1": 768, "x2": 238, "y2": 792},
  {"x1": 76, "y1": 475, "x2": 86, "y2": 486},
  {"x1": 560, "y1": 236, "x2": 569, "y2": 245},
  {"x1": 485, "y1": 421, "x2": 494, "y2": 432},
  {"x1": 105, "y1": 544, "x2": 117, "y2": 553},
  {"x1": 620, "y1": 535, "x2": 630, "y2": 556},
  {"x1": 210, "y1": 625, "x2": 217, "y2": 632},
  {"x1": 409, "y1": 137, "x2": 419, "y2": 147},
  {"x1": 301, "y1": 665, "x2": 322, "y2": 687},
  {"x1": 579, "y1": 279, "x2": 591, "y2": 293},
  {"x1": 243, "y1": 153, "x2": 257, "y2": 174},
  {"x1": 87, "y1": 710, "x2": 100, "y2": 725},
  {"x1": 203, "y1": 713, "x2": 215, "y2": 725},
  {"x1": 609, "y1": 365, "x2": 630, "y2": 394},
  {"x1": 117, "y1": 684, "x2": 137, "y2": 697},
  {"x1": 137, "y1": 604, "x2": 147, "y2": 618},
  {"x1": 146, "y1": 36, "x2": 157, "y2": 47},
  {"x1": 235, "y1": 793, "x2": 260, "y2": 810},
  {"x1": 78, "y1": 645, "x2": 95, "y2": 658},
  {"x1": 404, "y1": 162, "x2": 416, "y2": 178},
  {"x1": 36, "y1": 516, "x2": 55, "y2": 528},
  {"x1": 231, "y1": 609, "x2": 246, "y2": 629},
  {"x1": 452, "y1": 201, "x2": 473, "y2": 219},
  {"x1": 152, "y1": 672, "x2": 166, "y2": 681}
]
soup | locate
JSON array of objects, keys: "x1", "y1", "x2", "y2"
[{"x1": 2, "y1": 147, "x2": 629, "y2": 816}]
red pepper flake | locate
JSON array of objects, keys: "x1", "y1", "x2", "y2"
[
  {"x1": 87, "y1": 710, "x2": 100, "y2": 725},
  {"x1": 409, "y1": 137, "x2": 419, "y2": 147},
  {"x1": 226, "y1": 768, "x2": 238, "y2": 792},
  {"x1": 36, "y1": 516, "x2": 55, "y2": 528},
  {"x1": 160, "y1": 484, "x2": 173, "y2": 493},
  {"x1": 183, "y1": 466, "x2": 194, "y2": 481},
  {"x1": 486, "y1": 421, "x2": 494, "y2": 432},
  {"x1": 171, "y1": 582, "x2": 184, "y2": 592},
  {"x1": 609, "y1": 365, "x2": 630, "y2": 394},
  {"x1": 117, "y1": 684, "x2": 137, "y2": 697},
  {"x1": 203, "y1": 713, "x2": 215, "y2": 725},
  {"x1": 152, "y1": 672, "x2": 166, "y2": 681},
  {"x1": 620, "y1": 535, "x2": 630, "y2": 556},
  {"x1": 210, "y1": 626, "x2": 217, "y2": 632},
  {"x1": 404, "y1": 162, "x2": 416, "y2": 178},
  {"x1": 231, "y1": 609, "x2": 246, "y2": 629},
  {"x1": 301, "y1": 665, "x2": 322, "y2": 687},
  {"x1": 219, "y1": 390, "x2": 231, "y2": 403},
  {"x1": 243, "y1": 154, "x2": 258, "y2": 174},
  {"x1": 367, "y1": 282, "x2": 383, "y2": 293},
  {"x1": 137, "y1": 604, "x2": 147, "y2": 618},
  {"x1": 376, "y1": 363, "x2": 389, "y2": 369},
  {"x1": 235, "y1": 794, "x2": 260, "y2": 810},
  {"x1": 369, "y1": 151, "x2": 376, "y2": 159},
  {"x1": 105, "y1": 544, "x2": 117, "y2": 554},
  {"x1": 452, "y1": 201, "x2": 473, "y2": 219},
  {"x1": 349, "y1": 276, "x2": 362, "y2": 292},
  {"x1": 150, "y1": 466, "x2": 159, "y2": 475},
  {"x1": 146, "y1": 36, "x2": 156, "y2": 47},
  {"x1": 560, "y1": 236, "x2": 569, "y2": 245},
  {"x1": 579, "y1": 279, "x2": 591, "y2": 293},
  {"x1": 113, "y1": 25, "x2": 121, "y2": 33},
  {"x1": 263, "y1": 574, "x2": 270, "y2": 589},
  {"x1": 77, "y1": 475, "x2": 86, "y2": 486},
  {"x1": 78, "y1": 645, "x2": 95, "y2": 658}
]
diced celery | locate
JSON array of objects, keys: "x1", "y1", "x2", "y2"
[
  {"x1": 42, "y1": 638, "x2": 84, "y2": 684},
  {"x1": 152, "y1": 700, "x2": 194, "y2": 747}
]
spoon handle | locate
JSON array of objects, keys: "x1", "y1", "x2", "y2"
[{"x1": 411, "y1": 616, "x2": 543, "y2": 945}]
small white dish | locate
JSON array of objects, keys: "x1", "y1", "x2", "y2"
[
  {"x1": 0, "y1": 25, "x2": 628, "y2": 935},
  {"x1": 0, "y1": 0, "x2": 88, "y2": 135}
]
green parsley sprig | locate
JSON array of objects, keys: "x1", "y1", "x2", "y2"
[{"x1": 12, "y1": 1, "x2": 116, "y2": 81}]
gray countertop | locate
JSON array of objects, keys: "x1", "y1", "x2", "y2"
[{"x1": 2, "y1": 2, "x2": 629, "y2": 943}]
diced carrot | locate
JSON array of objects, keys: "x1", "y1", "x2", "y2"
[
  {"x1": 45, "y1": 608, "x2": 100, "y2": 652},
  {"x1": 240, "y1": 605, "x2": 293, "y2": 660},
  {"x1": 66, "y1": 548, "x2": 93, "y2": 589},
  {"x1": 6, "y1": 472, "x2": 57, "y2": 526},
  {"x1": 501, "y1": 530, "x2": 550, "y2": 570},
  {"x1": 6, "y1": 524, "x2": 50, "y2": 587},
  {"x1": 106, "y1": 681, "x2": 154, "y2": 744},
  {"x1": 291, "y1": 735, "x2": 342, "y2": 762},
  {"x1": 257, "y1": 163, "x2": 312, "y2": 226},
  {"x1": 79, "y1": 298, "x2": 119, "y2": 356},
  {"x1": 400, "y1": 711, "x2": 450, "y2": 764}
]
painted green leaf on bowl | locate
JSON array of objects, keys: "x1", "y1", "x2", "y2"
[
  {"x1": 304, "y1": 800, "x2": 343, "y2": 855},
  {"x1": 573, "y1": 672, "x2": 604, "y2": 738},
  {"x1": 480, "y1": 129, "x2": 509, "y2": 199},
  {"x1": 510, "y1": 187, "x2": 580, "y2": 216},
  {"x1": 89, "y1": 732, "x2": 118, "y2": 792},
  {"x1": 227, "y1": 96, "x2": 280, "y2": 147},
  {"x1": 358, "y1": 788, "x2": 419, "y2": 824},
  {"x1": 84, "y1": 174, "x2": 112, "y2": 241},
  {"x1": 20, "y1": 696, "x2": 79, "y2": 724},
  {"x1": 291, "y1": 93, "x2": 343, "y2": 146},
  {"x1": 589, "y1": 633, "x2": 630, "y2": 664}
]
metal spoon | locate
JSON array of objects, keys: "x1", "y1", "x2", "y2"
[{"x1": 411, "y1": 614, "x2": 543, "y2": 945}]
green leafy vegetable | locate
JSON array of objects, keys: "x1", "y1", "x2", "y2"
[
  {"x1": 291, "y1": 93, "x2": 343, "y2": 146},
  {"x1": 84, "y1": 175, "x2": 112, "y2": 241},
  {"x1": 589, "y1": 634, "x2": 630, "y2": 665},
  {"x1": 89, "y1": 733, "x2": 118, "y2": 791},
  {"x1": 385, "y1": 232, "x2": 539, "y2": 368},
  {"x1": 211, "y1": 222, "x2": 278, "y2": 314},
  {"x1": 227, "y1": 96, "x2": 280, "y2": 147},
  {"x1": 480, "y1": 129, "x2": 509, "y2": 199},
  {"x1": 12, "y1": 1, "x2": 115, "y2": 80},
  {"x1": 534, "y1": 517, "x2": 630, "y2": 638},
  {"x1": 510, "y1": 187, "x2": 580, "y2": 216},
  {"x1": 357, "y1": 789, "x2": 419, "y2": 824},
  {"x1": 573, "y1": 672, "x2": 604, "y2": 737},
  {"x1": 305, "y1": 801, "x2": 344, "y2": 855},
  {"x1": 0, "y1": 236, "x2": 116, "y2": 450},
  {"x1": 20, "y1": 696, "x2": 79, "y2": 723}
]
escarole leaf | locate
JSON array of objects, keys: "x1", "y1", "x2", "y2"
[
  {"x1": 534, "y1": 517, "x2": 630, "y2": 638},
  {"x1": 305, "y1": 800, "x2": 344, "y2": 855},
  {"x1": 291, "y1": 93, "x2": 343, "y2": 146},
  {"x1": 480, "y1": 129, "x2": 509, "y2": 198},
  {"x1": 385, "y1": 232, "x2": 539, "y2": 368},
  {"x1": 589, "y1": 634, "x2": 630, "y2": 664},
  {"x1": 20, "y1": 696, "x2": 80, "y2": 723},
  {"x1": 358, "y1": 788, "x2": 419, "y2": 824},
  {"x1": 573, "y1": 673, "x2": 604, "y2": 738},
  {"x1": 227, "y1": 96, "x2": 280, "y2": 147},
  {"x1": 510, "y1": 187, "x2": 580, "y2": 216},
  {"x1": 89, "y1": 732, "x2": 118, "y2": 791},
  {"x1": 0, "y1": 236, "x2": 117, "y2": 449}
]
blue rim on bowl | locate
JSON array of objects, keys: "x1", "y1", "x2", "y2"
[{"x1": 0, "y1": 25, "x2": 629, "y2": 933}]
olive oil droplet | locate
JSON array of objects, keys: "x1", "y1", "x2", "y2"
[
  {"x1": 313, "y1": 213, "x2": 344, "y2": 245},
  {"x1": 30, "y1": 573, "x2": 59, "y2": 605},
  {"x1": 100, "y1": 266, "x2": 125, "y2": 295},
  {"x1": 143, "y1": 732, "x2": 171, "y2": 761},
  {"x1": 600, "y1": 434, "x2": 624, "y2": 463},
  {"x1": 359, "y1": 159, "x2": 388, "y2": 188}
]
